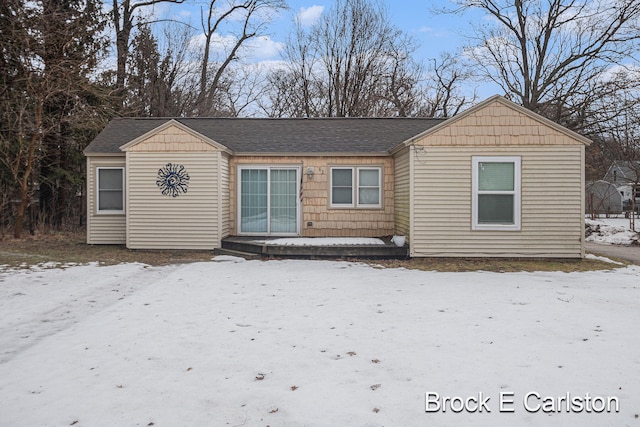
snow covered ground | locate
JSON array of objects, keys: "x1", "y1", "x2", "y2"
[
  {"x1": 585, "y1": 216, "x2": 639, "y2": 245},
  {"x1": 1, "y1": 258, "x2": 639, "y2": 426}
]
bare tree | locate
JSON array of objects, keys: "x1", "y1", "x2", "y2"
[
  {"x1": 1, "y1": 0, "x2": 108, "y2": 237},
  {"x1": 263, "y1": 22, "x2": 321, "y2": 117},
  {"x1": 223, "y1": 63, "x2": 270, "y2": 116},
  {"x1": 196, "y1": 0, "x2": 286, "y2": 115},
  {"x1": 265, "y1": 0, "x2": 417, "y2": 117},
  {"x1": 447, "y1": 0, "x2": 640, "y2": 127},
  {"x1": 396, "y1": 53, "x2": 477, "y2": 118},
  {"x1": 264, "y1": 0, "x2": 474, "y2": 118},
  {"x1": 125, "y1": 23, "x2": 198, "y2": 116},
  {"x1": 0, "y1": 81, "x2": 44, "y2": 238},
  {"x1": 586, "y1": 69, "x2": 640, "y2": 222},
  {"x1": 111, "y1": 0, "x2": 186, "y2": 98}
]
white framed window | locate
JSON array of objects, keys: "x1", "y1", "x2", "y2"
[
  {"x1": 96, "y1": 167, "x2": 124, "y2": 214},
  {"x1": 330, "y1": 166, "x2": 382, "y2": 208},
  {"x1": 472, "y1": 156, "x2": 520, "y2": 230}
]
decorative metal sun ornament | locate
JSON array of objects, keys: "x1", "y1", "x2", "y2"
[{"x1": 156, "y1": 163, "x2": 190, "y2": 197}]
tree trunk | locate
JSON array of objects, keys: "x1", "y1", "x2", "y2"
[{"x1": 13, "y1": 102, "x2": 42, "y2": 238}]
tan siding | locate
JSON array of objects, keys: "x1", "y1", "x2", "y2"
[
  {"x1": 126, "y1": 152, "x2": 220, "y2": 249},
  {"x1": 126, "y1": 125, "x2": 218, "y2": 152},
  {"x1": 220, "y1": 152, "x2": 231, "y2": 238},
  {"x1": 86, "y1": 156, "x2": 126, "y2": 244},
  {"x1": 411, "y1": 146, "x2": 584, "y2": 258},
  {"x1": 580, "y1": 146, "x2": 586, "y2": 257},
  {"x1": 393, "y1": 147, "x2": 410, "y2": 239},
  {"x1": 415, "y1": 100, "x2": 586, "y2": 147},
  {"x1": 230, "y1": 156, "x2": 394, "y2": 237}
]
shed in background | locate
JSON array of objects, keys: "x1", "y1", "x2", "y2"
[{"x1": 586, "y1": 180, "x2": 623, "y2": 216}]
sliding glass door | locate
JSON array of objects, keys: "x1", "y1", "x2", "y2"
[
  {"x1": 240, "y1": 169, "x2": 268, "y2": 233},
  {"x1": 239, "y1": 167, "x2": 299, "y2": 235}
]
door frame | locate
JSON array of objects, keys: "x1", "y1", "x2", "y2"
[{"x1": 236, "y1": 164, "x2": 301, "y2": 236}]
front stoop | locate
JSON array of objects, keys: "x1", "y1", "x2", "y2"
[
  {"x1": 213, "y1": 247, "x2": 262, "y2": 260},
  {"x1": 221, "y1": 237, "x2": 409, "y2": 259}
]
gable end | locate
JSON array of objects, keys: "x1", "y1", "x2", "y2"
[
  {"x1": 405, "y1": 96, "x2": 591, "y2": 147},
  {"x1": 119, "y1": 119, "x2": 232, "y2": 153}
]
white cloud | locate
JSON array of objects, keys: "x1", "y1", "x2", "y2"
[
  {"x1": 596, "y1": 63, "x2": 640, "y2": 83},
  {"x1": 189, "y1": 32, "x2": 238, "y2": 53},
  {"x1": 296, "y1": 5, "x2": 324, "y2": 26},
  {"x1": 416, "y1": 25, "x2": 452, "y2": 38},
  {"x1": 189, "y1": 33, "x2": 283, "y2": 62},
  {"x1": 246, "y1": 35, "x2": 285, "y2": 60}
]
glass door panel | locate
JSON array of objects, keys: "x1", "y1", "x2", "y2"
[
  {"x1": 240, "y1": 169, "x2": 268, "y2": 233},
  {"x1": 270, "y1": 169, "x2": 297, "y2": 233}
]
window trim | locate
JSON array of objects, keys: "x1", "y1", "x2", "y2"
[
  {"x1": 472, "y1": 156, "x2": 521, "y2": 231},
  {"x1": 96, "y1": 167, "x2": 125, "y2": 215},
  {"x1": 329, "y1": 166, "x2": 382, "y2": 209}
]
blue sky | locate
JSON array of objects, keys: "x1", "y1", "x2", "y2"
[
  {"x1": 153, "y1": 0, "x2": 479, "y2": 64},
  {"x1": 143, "y1": 0, "x2": 499, "y2": 97},
  {"x1": 283, "y1": 0, "x2": 473, "y2": 63}
]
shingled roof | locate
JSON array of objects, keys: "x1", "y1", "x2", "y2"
[{"x1": 84, "y1": 117, "x2": 445, "y2": 155}]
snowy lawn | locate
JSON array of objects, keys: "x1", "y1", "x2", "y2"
[
  {"x1": 1, "y1": 258, "x2": 639, "y2": 426},
  {"x1": 585, "y1": 216, "x2": 639, "y2": 245}
]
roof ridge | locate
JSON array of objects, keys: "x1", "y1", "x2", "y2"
[{"x1": 111, "y1": 116, "x2": 446, "y2": 121}]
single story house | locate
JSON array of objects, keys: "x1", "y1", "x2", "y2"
[{"x1": 84, "y1": 95, "x2": 590, "y2": 258}]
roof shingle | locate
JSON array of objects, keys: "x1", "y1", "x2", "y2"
[{"x1": 84, "y1": 117, "x2": 445, "y2": 155}]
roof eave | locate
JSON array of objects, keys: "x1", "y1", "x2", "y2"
[
  {"x1": 83, "y1": 151, "x2": 126, "y2": 157},
  {"x1": 232, "y1": 151, "x2": 391, "y2": 157}
]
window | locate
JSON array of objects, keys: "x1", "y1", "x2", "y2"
[
  {"x1": 472, "y1": 157, "x2": 520, "y2": 230},
  {"x1": 330, "y1": 166, "x2": 382, "y2": 208},
  {"x1": 331, "y1": 168, "x2": 354, "y2": 206},
  {"x1": 97, "y1": 167, "x2": 124, "y2": 214}
]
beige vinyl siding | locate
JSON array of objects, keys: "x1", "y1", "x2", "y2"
[
  {"x1": 126, "y1": 152, "x2": 220, "y2": 249},
  {"x1": 220, "y1": 152, "x2": 231, "y2": 238},
  {"x1": 393, "y1": 147, "x2": 410, "y2": 240},
  {"x1": 416, "y1": 99, "x2": 588, "y2": 147},
  {"x1": 125, "y1": 124, "x2": 220, "y2": 152},
  {"x1": 411, "y1": 146, "x2": 584, "y2": 258},
  {"x1": 86, "y1": 155, "x2": 126, "y2": 244},
  {"x1": 230, "y1": 156, "x2": 394, "y2": 237}
]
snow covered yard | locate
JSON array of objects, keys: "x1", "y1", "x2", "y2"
[
  {"x1": 1, "y1": 258, "x2": 639, "y2": 427},
  {"x1": 586, "y1": 216, "x2": 639, "y2": 245}
]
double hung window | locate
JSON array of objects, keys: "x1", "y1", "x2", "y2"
[
  {"x1": 472, "y1": 157, "x2": 520, "y2": 230},
  {"x1": 97, "y1": 167, "x2": 124, "y2": 214}
]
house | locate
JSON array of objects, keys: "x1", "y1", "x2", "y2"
[
  {"x1": 603, "y1": 160, "x2": 640, "y2": 211},
  {"x1": 617, "y1": 185, "x2": 636, "y2": 211},
  {"x1": 585, "y1": 180, "x2": 623, "y2": 215},
  {"x1": 603, "y1": 160, "x2": 640, "y2": 185},
  {"x1": 84, "y1": 95, "x2": 590, "y2": 258}
]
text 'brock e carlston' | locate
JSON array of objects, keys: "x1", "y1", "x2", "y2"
[{"x1": 425, "y1": 392, "x2": 619, "y2": 414}]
